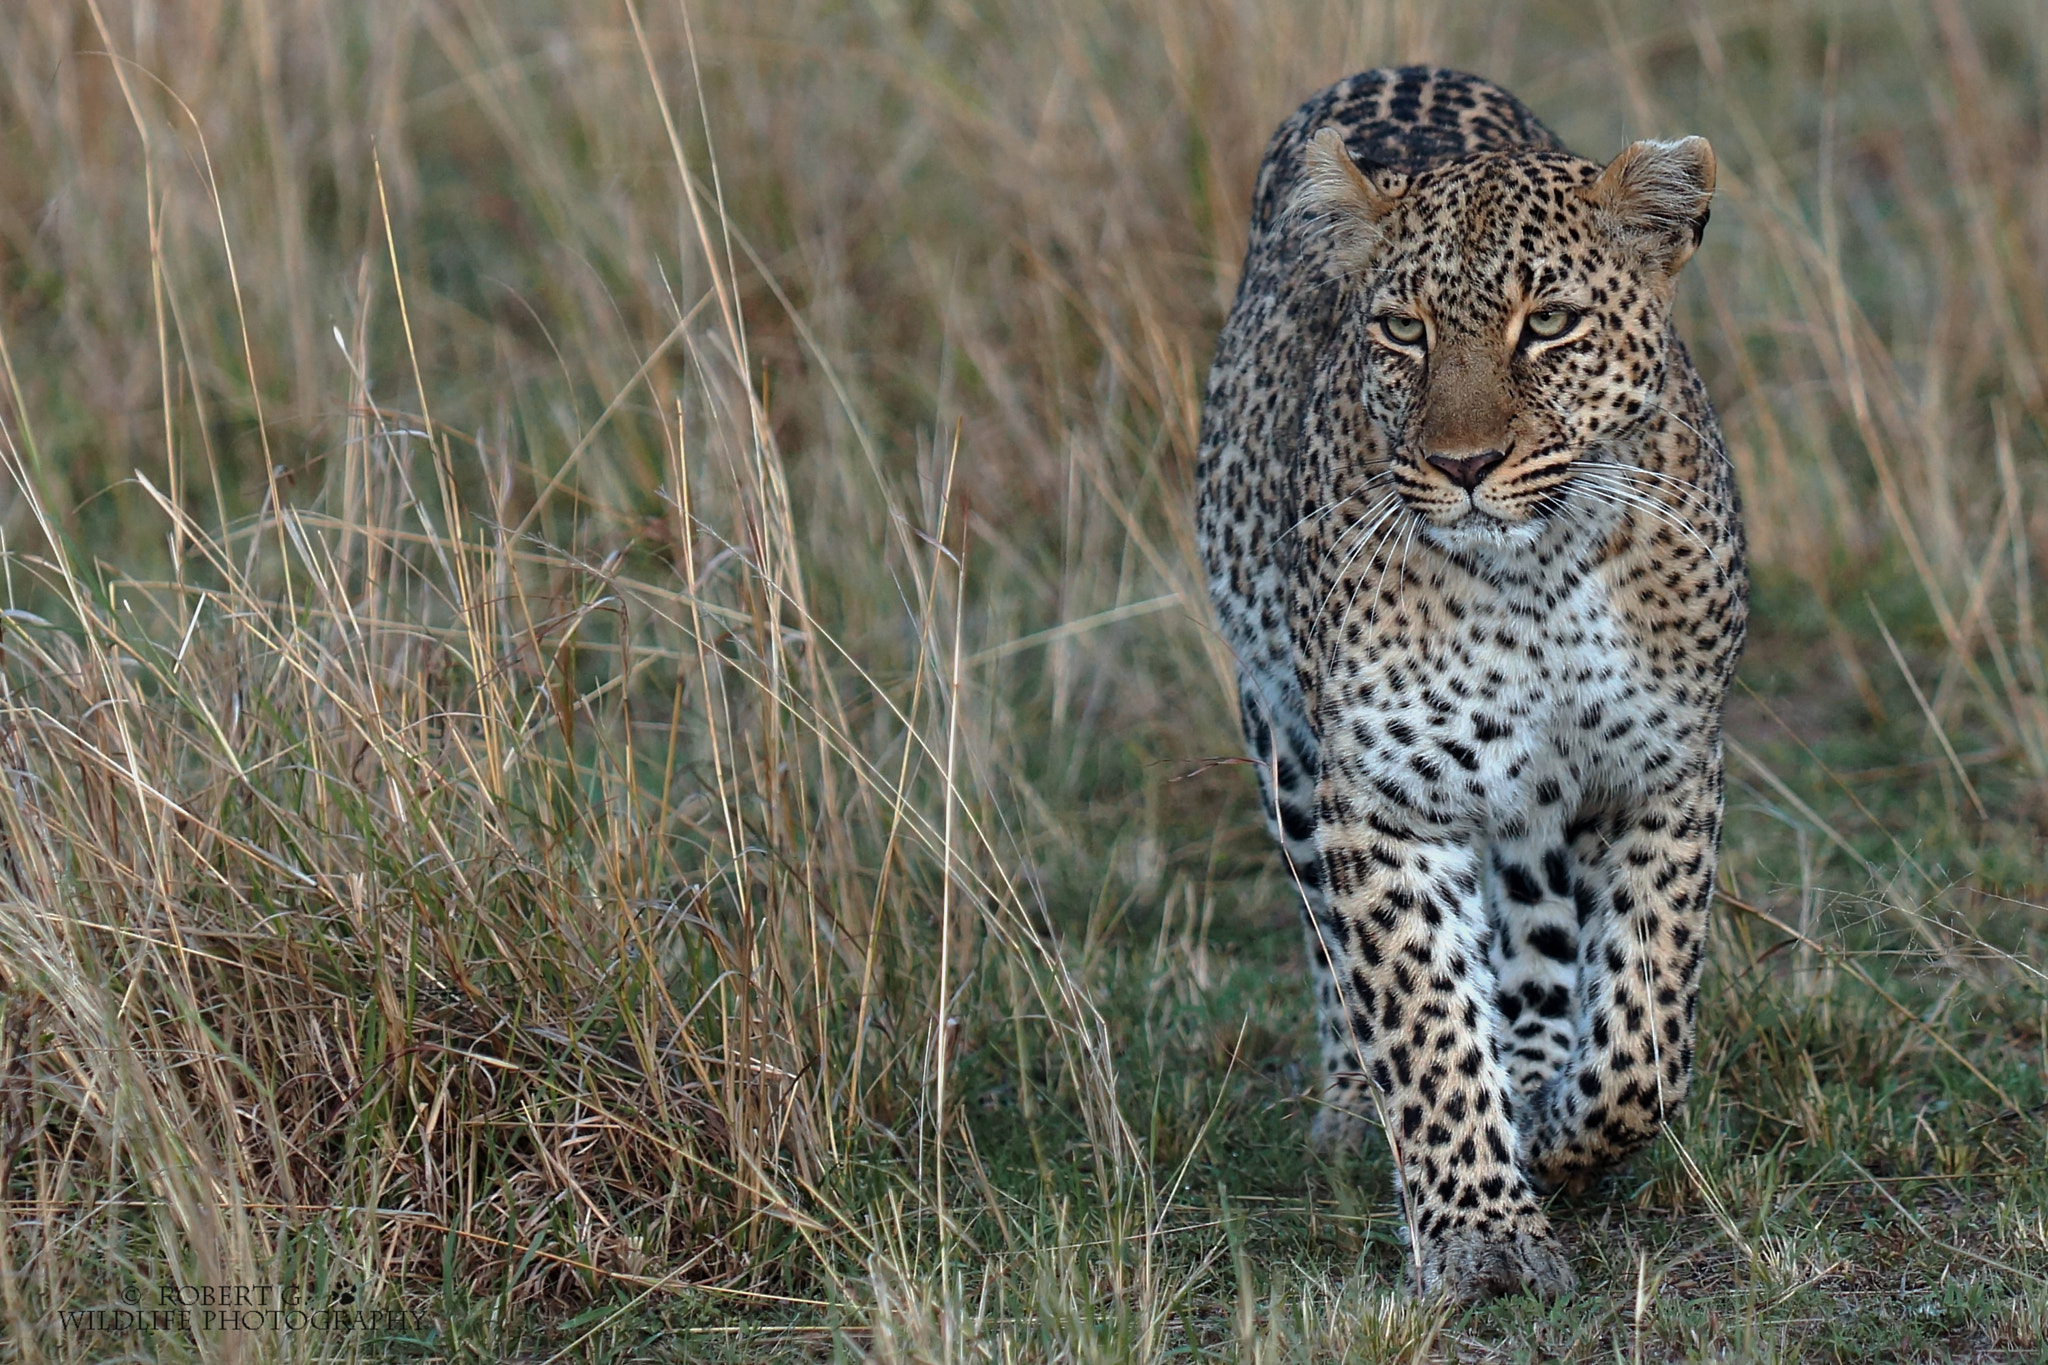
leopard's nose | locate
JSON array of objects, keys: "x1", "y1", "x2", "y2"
[{"x1": 1426, "y1": 450, "x2": 1506, "y2": 490}]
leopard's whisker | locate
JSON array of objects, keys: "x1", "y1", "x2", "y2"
[
  {"x1": 1288, "y1": 472, "x2": 1396, "y2": 537},
  {"x1": 1577, "y1": 458, "x2": 1698, "y2": 494},
  {"x1": 1568, "y1": 471, "x2": 1716, "y2": 554},
  {"x1": 1569, "y1": 485, "x2": 1714, "y2": 557},
  {"x1": 1577, "y1": 457, "x2": 1705, "y2": 505},
  {"x1": 1289, "y1": 495, "x2": 1357, "y2": 537},
  {"x1": 1635, "y1": 392, "x2": 1732, "y2": 462},
  {"x1": 1309, "y1": 495, "x2": 1411, "y2": 637},
  {"x1": 1569, "y1": 468, "x2": 1701, "y2": 525},
  {"x1": 1307, "y1": 497, "x2": 1408, "y2": 634},
  {"x1": 1565, "y1": 469, "x2": 1686, "y2": 523},
  {"x1": 1344, "y1": 507, "x2": 1418, "y2": 638},
  {"x1": 1571, "y1": 458, "x2": 1716, "y2": 538}
]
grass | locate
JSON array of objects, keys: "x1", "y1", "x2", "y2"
[{"x1": 0, "y1": 0, "x2": 2045, "y2": 1359}]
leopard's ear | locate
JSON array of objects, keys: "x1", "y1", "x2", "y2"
[
  {"x1": 1296, "y1": 127, "x2": 1409, "y2": 276},
  {"x1": 1583, "y1": 136, "x2": 1716, "y2": 274}
]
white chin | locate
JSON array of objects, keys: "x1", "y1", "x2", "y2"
[{"x1": 1423, "y1": 513, "x2": 1545, "y2": 552}]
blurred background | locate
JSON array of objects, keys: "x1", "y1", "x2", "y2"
[{"x1": 1, "y1": 1, "x2": 2045, "y2": 1360}]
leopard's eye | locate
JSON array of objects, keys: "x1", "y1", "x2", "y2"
[
  {"x1": 1523, "y1": 309, "x2": 1576, "y2": 341},
  {"x1": 1380, "y1": 314, "x2": 1426, "y2": 346}
]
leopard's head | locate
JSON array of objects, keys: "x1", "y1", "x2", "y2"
[{"x1": 1296, "y1": 128, "x2": 1715, "y2": 548}]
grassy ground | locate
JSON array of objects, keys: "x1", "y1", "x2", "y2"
[{"x1": 0, "y1": 0, "x2": 2046, "y2": 1360}]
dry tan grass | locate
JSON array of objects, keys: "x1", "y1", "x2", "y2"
[{"x1": 0, "y1": 1, "x2": 2044, "y2": 1360}]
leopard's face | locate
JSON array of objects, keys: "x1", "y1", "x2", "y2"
[{"x1": 1297, "y1": 135, "x2": 1715, "y2": 552}]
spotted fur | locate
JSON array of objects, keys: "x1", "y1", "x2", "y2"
[{"x1": 1196, "y1": 67, "x2": 1747, "y2": 1302}]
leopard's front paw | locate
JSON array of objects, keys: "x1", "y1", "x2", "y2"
[{"x1": 1410, "y1": 1219, "x2": 1575, "y2": 1304}]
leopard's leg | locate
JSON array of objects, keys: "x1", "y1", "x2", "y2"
[
  {"x1": 1315, "y1": 777, "x2": 1574, "y2": 1302},
  {"x1": 1483, "y1": 816, "x2": 1582, "y2": 1121},
  {"x1": 1239, "y1": 684, "x2": 1371, "y2": 1147},
  {"x1": 1523, "y1": 750, "x2": 1723, "y2": 1188}
]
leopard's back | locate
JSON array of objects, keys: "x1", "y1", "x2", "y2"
[{"x1": 1245, "y1": 68, "x2": 1567, "y2": 235}]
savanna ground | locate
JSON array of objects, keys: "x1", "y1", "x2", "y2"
[{"x1": 0, "y1": 0, "x2": 2044, "y2": 1360}]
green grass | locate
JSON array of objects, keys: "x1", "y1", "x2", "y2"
[{"x1": 0, "y1": 0, "x2": 2046, "y2": 1360}]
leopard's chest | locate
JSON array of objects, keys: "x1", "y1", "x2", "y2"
[{"x1": 1324, "y1": 561, "x2": 1680, "y2": 825}]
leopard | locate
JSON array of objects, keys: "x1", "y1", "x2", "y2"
[{"x1": 1195, "y1": 66, "x2": 1748, "y2": 1303}]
